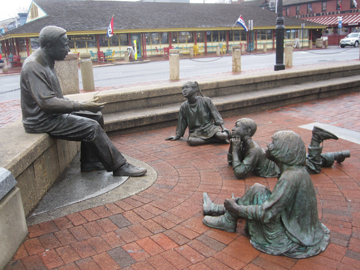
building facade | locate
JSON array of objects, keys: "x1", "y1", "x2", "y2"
[
  {"x1": 283, "y1": 0, "x2": 360, "y2": 45},
  {"x1": 0, "y1": 0, "x2": 324, "y2": 60}
]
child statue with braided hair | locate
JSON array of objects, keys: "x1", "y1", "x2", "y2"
[
  {"x1": 166, "y1": 81, "x2": 230, "y2": 146},
  {"x1": 203, "y1": 131, "x2": 330, "y2": 259}
]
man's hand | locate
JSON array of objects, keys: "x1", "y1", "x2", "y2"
[
  {"x1": 80, "y1": 101, "x2": 106, "y2": 113},
  {"x1": 165, "y1": 135, "x2": 181, "y2": 141},
  {"x1": 80, "y1": 95, "x2": 106, "y2": 113}
]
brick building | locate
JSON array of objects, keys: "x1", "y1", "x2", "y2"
[{"x1": 283, "y1": 0, "x2": 360, "y2": 44}]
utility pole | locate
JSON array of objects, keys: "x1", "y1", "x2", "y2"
[
  {"x1": 301, "y1": 23, "x2": 305, "y2": 49},
  {"x1": 274, "y1": 0, "x2": 285, "y2": 71},
  {"x1": 248, "y1": 20, "x2": 253, "y2": 53}
]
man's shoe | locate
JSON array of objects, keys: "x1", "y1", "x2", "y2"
[
  {"x1": 81, "y1": 162, "x2": 106, "y2": 172},
  {"x1": 335, "y1": 150, "x2": 351, "y2": 163},
  {"x1": 312, "y1": 126, "x2": 338, "y2": 143},
  {"x1": 203, "y1": 192, "x2": 225, "y2": 216},
  {"x1": 113, "y1": 162, "x2": 147, "y2": 177},
  {"x1": 203, "y1": 212, "x2": 237, "y2": 233}
]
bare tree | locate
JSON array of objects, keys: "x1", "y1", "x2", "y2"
[
  {"x1": 16, "y1": 6, "x2": 29, "y2": 14},
  {"x1": 3, "y1": 5, "x2": 28, "y2": 20}
]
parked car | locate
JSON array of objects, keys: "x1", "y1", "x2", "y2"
[{"x1": 340, "y1": 32, "x2": 360, "y2": 48}]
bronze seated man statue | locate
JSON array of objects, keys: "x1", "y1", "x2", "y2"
[
  {"x1": 203, "y1": 130, "x2": 330, "y2": 259},
  {"x1": 20, "y1": 25, "x2": 146, "y2": 177},
  {"x1": 166, "y1": 81, "x2": 230, "y2": 146}
]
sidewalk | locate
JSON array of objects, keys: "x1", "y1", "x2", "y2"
[
  {"x1": 5, "y1": 91, "x2": 360, "y2": 270},
  {"x1": 0, "y1": 45, "x2": 332, "y2": 77},
  {"x1": 1, "y1": 47, "x2": 354, "y2": 130}
]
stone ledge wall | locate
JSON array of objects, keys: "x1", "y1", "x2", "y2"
[
  {"x1": 0, "y1": 120, "x2": 80, "y2": 215},
  {"x1": 72, "y1": 62, "x2": 360, "y2": 115}
]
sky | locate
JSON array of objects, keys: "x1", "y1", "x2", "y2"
[
  {"x1": 1, "y1": 0, "x2": 32, "y2": 22},
  {"x1": 1, "y1": 0, "x2": 219, "y2": 23}
]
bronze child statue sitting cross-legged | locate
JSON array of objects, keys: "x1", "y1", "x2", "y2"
[{"x1": 166, "y1": 81, "x2": 230, "y2": 146}]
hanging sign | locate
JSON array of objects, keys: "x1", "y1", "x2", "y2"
[{"x1": 338, "y1": 17, "x2": 342, "y2": 28}]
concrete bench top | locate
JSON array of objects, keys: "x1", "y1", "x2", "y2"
[{"x1": 0, "y1": 119, "x2": 53, "y2": 179}]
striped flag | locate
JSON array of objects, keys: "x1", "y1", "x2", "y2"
[
  {"x1": 236, "y1": 16, "x2": 248, "y2": 32},
  {"x1": 107, "y1": 16, "x2": 114, "y2": 37}
]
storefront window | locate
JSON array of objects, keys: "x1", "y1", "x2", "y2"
[
  {"x1": 197, "y1": 31, "x2": 204, "y2": 42},
  {"x1": 291, "y1": 29, "x2": 296, "y2": 39},
  {"x1": 75, "y1": 40, "x2": 86, "y2": 48},
  {"x1": 304, "y1": 29, "x2": 309, "y2": 38},
  {"x1": 212, "y1": 31, "x2": 219, "y2": 42},
  {"x1": 109, "y1": 35, "x2": 119, "y2": 46},
  {"x1": 229, "y1": 30, "x2": 240, "y2": 41},
  {"x1": 151, "y1": 33, "x2": 160, "y2": 44},
  {"x1": 206, "y1": 31, "x2": 211, "y2": 43},
  {"x1": 120, "y1": 34, "x2": 129, "y2": 46},
  {"x1": 297, "y1": 29, "x2": 306, "y2": 39},
  {"x1": 219, "y1": 30, "x2": 226, "y2": 42},
  {"x1": 260, "y1": 30, "x2": 266, "y2": 40},
  {"x1": 98, "y1": 34, "x2": 108, "y2": 47},
  {"x1": 87, "y1": 41, "x2": 96, "y2": 48},
  {"x1": 9, "y1": 43, "x2": 15, "y2": 55},
  {"x1": 186, "y1": 32, "x2": 193, "y2": 43},
  {"x1": 18, "y1": 38, "x2": 27, "y2": 52},
  {"x1": 161, "y1": 33, "x2": 169, "y2": 44},
  {"x1": 30, "y1": 37, "x2": 40, "y2": 51},
  {"x1": 68, "y1": 40, "x2": 75, "y2": 49},
  {"x1": 145, "y1": 33, "x2": 150, "y2": 45},
  {"x1": 179, "y1": 32, "x2": 187, "y2": 43},
  {"x1": 285, "y1": 30, "x2": 291, "y2": 39},
  {"x1": 267, "y1": 30, "x2": 272, "y2": 40},
  {"x1": 234, "y1": 30, "x2": 240, "y2": 41},
  {"x1": 241, "y1": 31, "x2": 246, "y2": 41},
  {"x1": 323, "y1": 28, "x2": 333, "y2": 36},
  {"x1": 337, "y1": 27, "x2": 348, "y2": 35},
  {"x1": 172, "y1": 32, "x2": 178, "y2": 44}
]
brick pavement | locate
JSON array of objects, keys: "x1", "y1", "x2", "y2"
[
  {"x1": 5, "y1": 92, "x2": 360, "y2": 270},
  {"x1": 0, "y1": 99, "x2": 21, "y2": 129}
]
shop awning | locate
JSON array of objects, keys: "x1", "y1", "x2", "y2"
[{"x1": 305, "y1": 13, "x2": 360, "y2": 27}]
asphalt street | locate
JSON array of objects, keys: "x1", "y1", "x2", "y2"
[{"x1": 0, "y1": 46, "x2": 359, "y2": 102}]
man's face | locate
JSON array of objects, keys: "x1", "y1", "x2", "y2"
[
  {"x1": 49, "y1": 34, "x2": 70, "y2": 61},
  {"x1": 182, "y1": 83, "x2": 196, "y2": 99},
  {"x1": 232, "y1": 121, "x2": 246, "y2": 138}
]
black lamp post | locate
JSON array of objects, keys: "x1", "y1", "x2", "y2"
[{"x1": 274, "y1": 0, "x2": 285, "y2": 71}]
